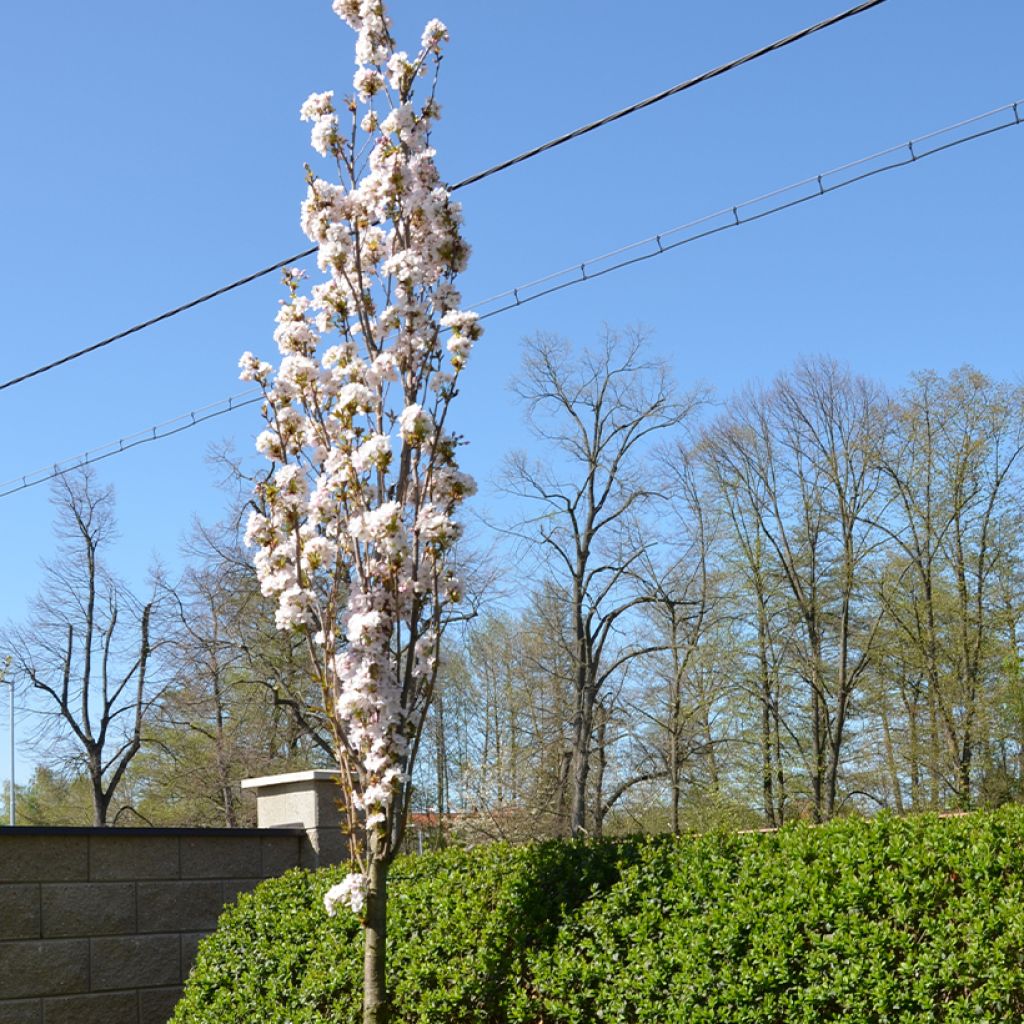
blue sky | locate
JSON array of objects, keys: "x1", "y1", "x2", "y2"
[{"x1": 1, "y1": 0, "x2": 1021, "y2": 781}]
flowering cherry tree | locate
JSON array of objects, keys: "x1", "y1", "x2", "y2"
[{"x1": 239, "y1": 2, "x2": 480, "y2": 1019}]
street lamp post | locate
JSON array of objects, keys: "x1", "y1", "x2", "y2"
[{"x1": 1, "y1": 657, "x2": 13, "y2": 827}]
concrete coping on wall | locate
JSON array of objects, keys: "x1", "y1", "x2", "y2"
[
  {"x1": 241, "y1": 769, "x2": 341, "y2": 792},
  {"x1": 241, "y1": 769, "x2": 348, "y2": 867},
  {"x1": 0, "y1": 824, "x2": 306, "y2": 837}
]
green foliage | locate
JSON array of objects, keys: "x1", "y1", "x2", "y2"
[
  {"x1": 174, "y1": 837, "x2": 645, "y2": 1024},
  {"x1": 4, "y1": 766, "x2": 96, "y2": 825},
  {"x1": 174, "y1": 809, "x2": 1024, "y2": 1023}
]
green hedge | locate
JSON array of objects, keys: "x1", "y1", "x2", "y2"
[{"x1": 173, "y1": 809, "x2": 1024, "y2": 1023}]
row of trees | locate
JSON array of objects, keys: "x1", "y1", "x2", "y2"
[
  {"x1": 415, "y1": 336, "x2": 1024, "y2": 836},
  {"x1": 5, "y1": 336, "x2": 1024, "y2": 835}
]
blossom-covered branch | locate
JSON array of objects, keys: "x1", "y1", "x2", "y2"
[{"x1": 240, "y1": 0, "x2": 480, "y2": 917}]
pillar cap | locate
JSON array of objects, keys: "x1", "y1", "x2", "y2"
[{"x1": 241, "y1": 769, "x2": 341, "y2": 791}]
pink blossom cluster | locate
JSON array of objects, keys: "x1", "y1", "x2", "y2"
[{"x1": 240, "y1": 0, "x2": 480, "y2": 915}]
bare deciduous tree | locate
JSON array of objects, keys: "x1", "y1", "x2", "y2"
[
  {"x1": 502, "y1": 328, "x2": 703, "y2": 836},
  {"x1": 6, "y1": 469, "x2": 160, "y2": 826}
]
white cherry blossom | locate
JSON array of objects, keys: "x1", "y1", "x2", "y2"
[{"x1": 242, "y1": 0, "x2": 479, "y2": 930}]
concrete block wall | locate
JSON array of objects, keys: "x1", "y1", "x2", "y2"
[{"x1": 0, "y1": 826, "x2": 305, "y2": 1024}]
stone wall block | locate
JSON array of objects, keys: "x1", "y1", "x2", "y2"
[
  {"x1": 179, "y1": 836, "x2": 261, "y2": 879},
  {"x1": 0, "y1": 838, "x2": 88, "y2": 884},
  {"x1": 0, "y1": 940, "x2": 89, "y2": 999},
  {"x1": 300, "y1": 840, "x2": 320, "y2": 871},
  {"x1": 0, "y1": 999, "x2": 42, "y2": 1024},
  {"x1": 89, "y1": 935, "x2": 180, "y2": 991},
  {"x1": 311, "y1": 827, "x2": 348, "y2": 867},
  {"x1": 89, "y1": 836, "x2": 179, "y2": 882},
  {"x1": 179, "y1": 932, "x2": 210, "y2": 977},
  {"x1": 138, "y1": 986, "x2": 183, "y2": 1024},
  {"x1": 136, "y1": 881, "x2": 224, "y2": 934},
  {"x1": 1, "y1": 819, "x2": 313, "y2": 1020},
  {"x1": 0, "y1": 884, "x2": 41, "y2": 940},
  {"x1": 260, "y1": 834, "x2": 301, "y2": 878},
  {"x1": 221, "y1": 878, "x2": 260, "y2": 905},
  {"x1": 41, "y1": 992, "x2": 137, "y2": 1024},
  {"x1": 41, "y1": 883, "x2": 135, "y2": 938}
]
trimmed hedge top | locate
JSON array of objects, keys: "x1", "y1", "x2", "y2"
[{"x1": 173, "y1": 809, "x2": 1024, "y2": 1023}]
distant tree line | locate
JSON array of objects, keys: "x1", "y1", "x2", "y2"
[
  {"x1": 6, "y1": 333, "x2": 1023, "y2": 834},
  {"x1": 421, "y1": 338, "x2": 1024, "y2": 838}
]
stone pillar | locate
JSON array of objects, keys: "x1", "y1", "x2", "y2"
[{"x1": 241, "y1": 770, "x2": 348, "y2": 868}]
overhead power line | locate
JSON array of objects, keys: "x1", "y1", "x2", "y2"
[
  {"x1": 0, "y1": 0, "x2": 889, "y2": 395},
  {"x1": 3, "y1": 96, "x2": 1016, "y2": 503},
  {"x1": 452, "y1": 0, "x2": 888, "y2": 190},
  {"x1": 0, "y1": 391, "x2": 262, "y2": 500},
  {"x1": 469, "y1": 99, "x2": 1023, "y2": 320},
  {"x1": 0, "y1": 261, "x2": 314, "y2": 396}
]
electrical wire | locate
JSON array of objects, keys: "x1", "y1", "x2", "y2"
[
  {"x1": 451, "y1": 0, "x2": 888, "y2": 190},
  {"x1": 470, "y1": 99, "x2": 1023, "y2": 320},
  {"x1": 0, "y1": 0, "x2": 889, "y2": 395},
  {"x1": 0, "y1": 391, "x2": 262, "y2": 499},
  {"x1": 2, "y1": 96, "x2": 1017, "y2": 502}
]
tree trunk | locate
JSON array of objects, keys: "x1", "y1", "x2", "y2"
[
  {"x1": 773, "y1": 694, "x2": 786, "y2": 825},
  {"x1": 88, "y1": 749, "x2": 107, "y2": 826},
  {"x1": 760, "y1": 683, "x2": 776, "y2": 827},
  {"x1": 670, "y1": 717, "x2": 682, "y2": 835},
  {"x1": 702, "y1": 685, "x2": 719, "y2": 793},
  {"x1": 363, "y1": 856, "x2": 389, "y2": 1024},
  {"x1": 927, "y1": 684, "x2": 941, "y2": 807},
  {"x1": 592, "y1": 709, "x2": 607, "y2": 838},
  {"x1": 91, "y1": 781, "x2": 107, "y2": 827},
  {"x1": 669, "y1": 615, "x2": 683, "y2": 834},
  {"x1": 810, "y1": 665, "x2": 825, "y2": 822},
  {"x1": 957, "y1": 727, "x2": 973, "y2": 810},
  {"x1": 555, "y1": 747, "x2": 573, "y2": 836},
  {"x1": 880, "y1": 695, "x2": 904, "y2": 814},
  {"x1": 434, "y1": 689, "x2": 447, "y2": 847},
  {"x1": 570, "y1": 684, "x2": 595, "y2": 836},
  {"x1": 906, "y1": 687, "x2": 923, "y2": 810}
]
